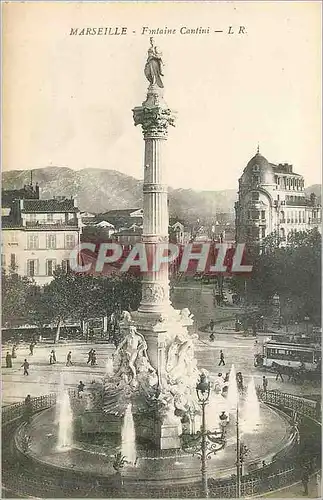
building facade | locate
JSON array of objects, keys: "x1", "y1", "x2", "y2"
[
  {"x1": 235, "y1": 149, "x2": 321, "y2": 246},
  {"x1": 2, "y1": 193, "x2": 82, "y2": 285}
]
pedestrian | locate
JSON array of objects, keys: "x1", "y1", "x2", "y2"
[
  {"x1": 209, "y1": 332, "x2": 215, "y2": 342},
  {"x1": 66, "y1": 351, "x2": 72, "y2": 366},
  {"x1": 209, "y1": 320, "x2": 215, "y2": 333},
  {"x1": 24, "y1": 394, "x2": 32, "y2": 423},
  {"x1": 262, "y1": 375, "x2": 268, "y2": 393},
  {"x1": 275, "y1": 364, "x2": 284, "y2": 382},
  {"x1": 22, "y1": 359, "x2": 29, "y2": 376},
  {"x1": 77, "y1": 381, "x2": 85, "y2": 398},
  {"x1": 301, "y1": 467, "x2": 309, "y2": 495},
  {"x1": 51, "y1": 349, "x2": 57, "y2": 363},
  {"x1": 237, "y1": 372, "x2": 244, "y2": 391},
  {"x1": 218, "y1": 350, "x2": 225, "y2": 366},
  {"x1": 29, "y1": 343, "x2": 34, "y2": 356},
  {"x1": 49, "y1": 352, "x2": 54, "y2": 365},
  {"x1": 6, "y1": 351, "x2": 12, "y2": 368},
  {"x1": 11, "y1": 344, "x2": 17, "y2": 359},
  {"x1": 87, "y1": 349, "x2": 94, "y2": 364},
  {"x1": 91, "y1": 350, "x2": 97, "y2": 366}
]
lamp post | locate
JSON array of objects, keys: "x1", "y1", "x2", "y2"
[
  {"x1": 235, "y1": 406, "x2": 249, "y2": 498},
  {"x1": 183, "y1": 373, "x2": 227, "y2": 498}
]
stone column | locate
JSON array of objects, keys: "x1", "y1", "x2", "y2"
[{"x1": 133, "y1": 85, "x2": 175, "y2": 315}]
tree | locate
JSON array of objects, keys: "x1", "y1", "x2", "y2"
[
  {"x1": 244, "y1": 228, "x2": 321, "y2": 323},
  {"x1": 2, "y1": 269, "x2": 33, "y2": 326},
  {"x1": 41, "y1": 268, "x2": 79, "y2": 342}
]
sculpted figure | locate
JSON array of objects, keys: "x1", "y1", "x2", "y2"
[
  {"x1": 180, "y1": 308, "x2": 194, "y2": 321},
  {"x1": 121, "y1": 310, "x2": 132, "y2": 325},
  {"x1": 115, "y1": 326, "x2": 148, "y2": 383},
  {"x1": 144, "y1": 37, "x2": 164, "y2": 88}
]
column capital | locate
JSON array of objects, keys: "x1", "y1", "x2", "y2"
[{"x1": 133, "y1": 86, "x2": 175, "y2": 139}]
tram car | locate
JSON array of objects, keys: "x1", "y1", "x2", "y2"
[{"x1": 255, "y1": 340, "x2": 321, "y2": 372}]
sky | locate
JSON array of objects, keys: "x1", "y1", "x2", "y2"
[{"x1": 3, "y1": 1, "x2": 322, "y2": 191}]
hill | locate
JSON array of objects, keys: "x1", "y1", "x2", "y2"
[{"x1": 2, "y1": 167, "x2": 237, "y2": 221}]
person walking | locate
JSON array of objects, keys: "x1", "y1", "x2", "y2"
[
  {"x1": 91, "y1": 350, "x2": 97, "y2": 366},
  {"x1": 11, "y1": 344, "x2": 17, "y2": 359},
  {"x1": 66, "y1": 351, "x2": 72, "y2": 366},
  {"x1": 49, "y1": 352, "x2": 54, "y2": 365},
  {"x1": 6, "y1": 352, "x2": 12, "y2": 368},
  {"x1": 87, "y1": 349, "x2": 94, "y2": 364},
  {"x1": 262, "y1": 375, "x2": 268, "y2": 393},
  {"x1": 218, "y1": 350, "x2": 225, "y2": 366},
  {"x1": 51, "y1": 349, "x2": 57, "y2": 363},
  {"x1": 29, "y1": 343, "x2": 34, "y2": 356},
  {"x1": 77, "y1": 381, "x2": 85, "y2": 398},
  {"x1": 301, "y1": 466, "x2": 310, "y2": 495},
  {"x1": 22, "y1": 359, "x2": 30, "y2": 376}
]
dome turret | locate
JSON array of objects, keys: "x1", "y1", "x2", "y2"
[{"x1": 241, "y1": 150, "x2": 275, "y2": 185}]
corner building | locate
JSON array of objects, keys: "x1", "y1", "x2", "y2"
[{"x1": 235, "y1": 149, "x2": 321, "y2": 246}]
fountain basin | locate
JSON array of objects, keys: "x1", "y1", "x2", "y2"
[{"x1": 16, "y1": 402, "x2": 296, "y2": 485}]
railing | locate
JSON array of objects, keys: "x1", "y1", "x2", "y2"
[
  {"x1": 257, "y1": 389, "x2": 320, "y2": 422},
  {"x1": 2, "y1": 390, "x2": 78, "y2": 425}
]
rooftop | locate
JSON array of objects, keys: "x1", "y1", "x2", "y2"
[{"x1": 21, "y1": 199, "x2": 78, "y2": 213}]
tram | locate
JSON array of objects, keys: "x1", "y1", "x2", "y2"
[{"x1": 255, "y1": 340, "x2": 321, "y2": 372}]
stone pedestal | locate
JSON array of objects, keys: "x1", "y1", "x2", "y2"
[{"x1": 160, "y1": 422, "x2": 181, "y2": 450}]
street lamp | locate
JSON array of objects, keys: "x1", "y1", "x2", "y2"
[
  {"x1": 235, "y1": 406, "x2": 249, "y2": 498},
  {"x1": 183, "y1": 373, "x2": 227, "y2": 498}
]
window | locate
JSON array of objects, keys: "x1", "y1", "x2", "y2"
[
  {"x1": 27, "y1": 259, "x2": 39, "y2": 277},
  {"x1": 261, "y1": 227, "x2": 266, "y2": 238},
  {"x1": 251, "y1": 192, "x2": 259, "y2": 201},
  {"x1": 252, "y1": 164, "x2": 260, "y2": 172},
  {"x1": 65, "y1": 234, "x2": 75, "y2": 249},
  {"x1": 46, "y1": 234, "x2": 56, "y2": 249},
  {"x1": 27, "y1": 234, "x2": 39, "y2": 249},
  {"x1": 10, "y1": 254, "x2": 16, "y2": 270},
  {"x1": 46, "y1": 259, "x2": 56, "y2": 276},
  {"x1": 47, "y1": 213, "x2": 54, "y2": 223},
  {"x1": 1, "y1": 254, "x2": 6, "y2": 267},
  {"x1": 252, "y1": 175, "x2": 260, "y2": 185},
  {"x1": 61, "y1": 259, "x2": 70, "y2": 273},
  {"x1": 251, "y1": 210, "x2": 259, "y2": 220},
  {"x1": 9, "y1": 232, "x2": 18, "y2": 244},
  {"x1": 261, "y1": 210, "x2": 266, "y2": 220}
]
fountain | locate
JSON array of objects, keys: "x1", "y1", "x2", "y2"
[
  {"x1": 105, "y1": 357, "x2": 114, "y2": 377},
  {"x1": 226, "y1": 364, "x2": 238, "y2": 413},
  {"x1": 241, "y1": 377, "x2": 261, "y2": 434},
  {"x1": 121, "y1": 403, "x2": 137, "y2": 465},
  {"x1": 57, "y1": 388, "x2": 73, "y2": 450}
]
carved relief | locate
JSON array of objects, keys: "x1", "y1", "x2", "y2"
[{"x1": 142, "y1": 284, "x2": 166, "y2": 303}]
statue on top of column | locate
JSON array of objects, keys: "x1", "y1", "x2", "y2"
[{"x1": 144, "y1": 37, "x2": 164, "y2": 88}]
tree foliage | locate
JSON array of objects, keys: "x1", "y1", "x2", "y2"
[
  {"x1": 2, "y1": 266, "x2": 142, "y2": 340},
  {"x1": 2, "y1": 269, "x2": 33, "y2": 326},
  {"x1": 239, "y1": 228, "x2": 321, "y2": 323}
]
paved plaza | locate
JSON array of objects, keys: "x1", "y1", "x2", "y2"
[
  {"x1": 2, "y1": 328, "x2": 320, "y2": 405},
  {"x1": 2, "y1": 285, "x2": 321, "y2": 405}
]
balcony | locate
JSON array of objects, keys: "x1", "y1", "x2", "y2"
[{"x1": 25, "y1": 220, "x2": 79, "y2": 229}]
